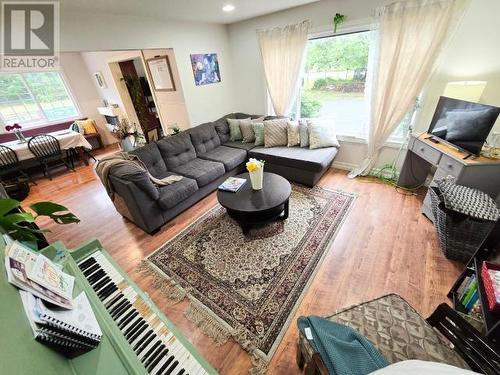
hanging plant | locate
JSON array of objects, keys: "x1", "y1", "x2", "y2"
[{"x1": 333, "y1": 13, "x2": 345, "y2": 33}]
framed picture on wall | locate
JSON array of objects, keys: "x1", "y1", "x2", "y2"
[
  {"x1": 146, "y1": 127, "x2": 161, "y2": 143},
  {"x1": 146, "y1": 56, "x2": 176, "y2": 91},
  {"x1": 94, "y1": 71, "x2": 107, "y2": 88},
  {"x1": 190, "y1": 53, "x2": 221, "y2": 86}
]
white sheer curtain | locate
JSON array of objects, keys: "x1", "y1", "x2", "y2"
[
  {"x1": 348, "y1": 0, "x2": 468, "y2": 178},
  {"x1": 257, "y1": 20, "x2": 310, "y2": 116}
]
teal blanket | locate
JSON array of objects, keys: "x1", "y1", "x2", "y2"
[{"x1": 297, "y1": 316, "x2": 389, "y2": 375}]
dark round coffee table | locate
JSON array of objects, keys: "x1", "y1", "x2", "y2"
[{"x1": 217, "y1": 172, "x2": 291, "y2": 235}]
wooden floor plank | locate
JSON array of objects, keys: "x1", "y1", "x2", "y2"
[{"x1": 22, "y1": 145, "x2": 464, "y2": 374}]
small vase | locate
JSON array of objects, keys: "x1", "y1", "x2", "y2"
[
  {"x1": 249, "y1": 168, "x2": 263, "y2": 190},
  {"x1": 14, "y1": 130, "x2": 27, "y2": 143}
]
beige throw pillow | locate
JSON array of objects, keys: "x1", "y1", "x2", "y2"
[
  {"x1": 299, "y1": 119, "x2": 309, "y2": 148},
  {"x1": 307, "y1": 119, "x2": 340, "y2": 149},
  {"x1": 287, "y1": 120, "x2": 300, "y2": 147},
  {"x1": 240, "y1": 119, "x2": 255, "y2": 143},
  {"x1": 264, "y1": 119, "x2": 288, "y2": 147}
]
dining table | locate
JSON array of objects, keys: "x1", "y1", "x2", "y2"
[{"x1": 1, "y1": 130, "x2": 93, "y2": 165}]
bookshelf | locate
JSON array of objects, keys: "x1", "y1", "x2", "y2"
[{"x1": 447, "y1": 226, "x2": 500, "y2": 344}]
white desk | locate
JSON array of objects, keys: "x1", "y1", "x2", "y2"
[{"x1": 397, "y1": 133, "x2": 500, "y2": 221}]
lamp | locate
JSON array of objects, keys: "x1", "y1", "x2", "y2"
[{"x1": 443, "y1": 81, "x2": 487, "y2": 103}]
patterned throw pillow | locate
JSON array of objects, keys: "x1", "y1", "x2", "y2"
[
  {"x1": 287, "y1": 120, "x2": 300, "y2": 147},
  {"x1": 240, "y1": 119, "x2": 255, "y2": 143},
  {"x1": 308, "y1": 119, "x2": 340, "y2": 149},
  {"x1": 227, "y1": 118, "x2": 246, "y2": 142},
  {"x1": 264, "y1": 119, "x2": 288, "y2": 147},
  {"x1": 253, "y1": 123, "x2": 265, "y2": 146},
  {"x1": 299, "y1": 119, "x2": 309, "y2": 148},
  {"x1": 76, "y1": 119, "x2": 98, "y2": 134}
]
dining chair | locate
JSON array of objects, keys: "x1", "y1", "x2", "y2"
[
  {"x1": 0, "y1": 144, "x2": 36, "y2": 185},
  {"x1": 27, "y1": 134, "x2": 74, "y2": 180}
]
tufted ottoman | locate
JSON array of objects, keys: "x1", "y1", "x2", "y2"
[{"x1": 296, "y1": 294, "x2": 470, "y2": 374}]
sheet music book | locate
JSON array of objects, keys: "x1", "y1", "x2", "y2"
[
  {"x1": 19, "y1": 290, "x2": 102, "y2": 349},
  {"x1": 36, "y1": 291, "x2": 102, "y2": 341}
]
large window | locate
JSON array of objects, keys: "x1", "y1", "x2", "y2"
[
  {"x1": 299, "y1": 31, "x2": 371, "y2": 138},
  {"x1": 0, "y1": 71, "x2": 79, "y2": 128}
]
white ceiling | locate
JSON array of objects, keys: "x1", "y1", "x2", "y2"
[{"x1": 60, "y1": 0, "x2": 320, "y2": 24}]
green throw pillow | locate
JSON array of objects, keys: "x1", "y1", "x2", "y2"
[
  {"x1": 253, "y1": 122, "x2": 265, "y2": 146},
  {"x1": 227, "y1": 118, "x2": 244, "y2": 142}
]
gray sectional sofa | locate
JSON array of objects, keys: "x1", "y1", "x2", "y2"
[{"x1": 107, "y1": 113, "x2": 338, "y2": 233}]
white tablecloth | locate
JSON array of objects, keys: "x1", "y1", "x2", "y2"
[{"x1": 1, "y1": 130, "x2": 92, "y2": 161}]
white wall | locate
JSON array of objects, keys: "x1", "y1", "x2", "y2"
[
  {"x1": 58, "y1": 52, "x2": 115, "y2": 145},
  {"x1": 60, "y1": 11, "x2": 235, "y2": 127},
  {"x1": 227, "y1": 0, "x2": 500, "y2": 169},
  {"x1": 414, "y1": 0, "x2": 500, "y2": 142}
]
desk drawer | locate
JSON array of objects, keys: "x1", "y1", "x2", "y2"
[
  {"x1": 438, "y1": 154, "x2": 463, "y2": 177},
  {"x1": 412, "y1": 139, "x2": 441, "y2": 165}
]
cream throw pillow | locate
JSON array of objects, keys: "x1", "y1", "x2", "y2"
[
  {"x1": 307, "y1": 119, "x2": 340, "y2": 149},
  {"x1": 287, "y1": 120, "x2": 300, "y2": 147},
  {"x1": 264, "y1": 119, "x2": 288, "y2": 147}
]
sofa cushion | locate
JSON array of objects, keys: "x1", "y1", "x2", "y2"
[
  {"x1": 224, "y1": 141, "x2": 256, "y2": 152},
  {"x1": 157, "y1": 177, "x2": 199, "y2": 210},
  {"x1": 188, "y1": 122, "x2": 221, "y2": 155},
  {"x1": 249, "y1": 146, "x2": 337, "y2": 172},
  {"x1": 128, "y1": 142, "x2": 169, "y2": 178},
  {"x1": 156, "y1": 132, "x2": 196, "y2": 170},
  {"x1": 109, "y1": 164, "x2": 160, "y2": 200},
  {"x1": 170, "y1": 158, "x2": 225, "y2": 187},
  {"x1": 213, "y1": 114, "x2": 236, "y2": 143},
  {"x1": 198, "y1": 145, "x2": 246, "y2": 171}
]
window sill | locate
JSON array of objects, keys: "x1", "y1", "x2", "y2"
[{"x1": 337, "y1": 135, "x2": 405, "y2": 148}]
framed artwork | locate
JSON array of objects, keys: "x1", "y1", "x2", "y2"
[
  {"x1": 94, "y1": 71, "x2": 106, "y2": 88},
  {"x1": 146, "y1": 56, "x2": 176, "y2": 91},
  {"x1": 146, "y1": 127, "x2": 161, "y2": 143},
  {"x1": 190, "y1": 53, "x2": 221, "y2": 86}
]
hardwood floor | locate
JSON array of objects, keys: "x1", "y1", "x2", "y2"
[{"x1": 23, "y1": 145, "x2": 464, "y2": 374}]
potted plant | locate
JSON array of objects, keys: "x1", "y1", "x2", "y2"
[
  {"x1": 246, "y1": 158, "x2": 265, "y2": 190},
  {"x1": 0, "y1": 198, "x2": 79, "y2": 250},
  {"x1": 111, "y1": 117, "x2": 146, "y2": 151}
]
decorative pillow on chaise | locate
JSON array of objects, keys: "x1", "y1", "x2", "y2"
[
  {"x1": 287, "y1": 120, "x2": 300, "y2": 147},
  {"x1": 253, "y1": 123, "x2": 265, "y2": 146},
  {"x1": 308, "y1": 119, "x2": 340, "y2": 149},
  {"x1": 264, "y1": 118, "x2": 288, "y2": 147},
  {"x1": 299, "y1": 119, "x2": 310, "y2": 148}
]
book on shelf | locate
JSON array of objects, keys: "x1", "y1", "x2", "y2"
[
  {"x1": 218, "y1": 177, "x2": 247, "y2": 192},
  {"x1": 4, "y1": 241, "x2": 74, "y2": 309},
  {"x1": 19, "y1": 290, "x2": 102, "y2": 350}
]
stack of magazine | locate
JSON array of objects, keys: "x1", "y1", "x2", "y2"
[
  {"x1": 218, "y1": 177, "x2": 247, "y2": 192},
  {"x1": 4, "y1": 240, "x2": 102, "y2": 352}
]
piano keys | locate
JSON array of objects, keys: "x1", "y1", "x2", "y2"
[
  {"x1": 0, "y1": 237, "x2": 217, "y2": 375},
  {"x1": 76, "y1": 251, "x2": 209, "y2": 375}
]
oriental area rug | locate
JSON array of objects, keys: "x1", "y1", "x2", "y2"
[{"x1": 137, "y1": 185, "x2": 355, "y2": 372}]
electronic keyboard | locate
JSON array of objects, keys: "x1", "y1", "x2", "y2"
[{"x1": 0, "y1": 238, "x2": 217, "y2": 375}]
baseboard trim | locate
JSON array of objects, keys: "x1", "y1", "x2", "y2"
[{"x1": 331, "y1": 161, "x2": 357, "y2": 171}]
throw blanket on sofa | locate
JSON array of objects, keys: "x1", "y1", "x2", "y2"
[
  {"x1": 297, "y1": 316, "x2": 389, "y2": 375},
  {"x1": 95, "y1": 152, "x2": 183, "y2": 199}
]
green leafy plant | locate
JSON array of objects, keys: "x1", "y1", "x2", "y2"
[
  {"x1": 333, "y1": 13, "x2": 345, "y2": 33},
  {"x1": 0, "y1": 199, "x2": 79, "y2": 248},
  {"x1": 300, "y1": 92, "x2": 322, "y2": 118}
]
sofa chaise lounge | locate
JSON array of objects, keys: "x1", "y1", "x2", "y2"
[{"x1": 106, "y1": 113, "x2": 338, "y2": 233}]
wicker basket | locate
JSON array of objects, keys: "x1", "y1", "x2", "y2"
[{"x1": 429, "y1": 187, "x2": 496, "y2": 263}]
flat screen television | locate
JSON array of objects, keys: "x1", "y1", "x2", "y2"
[{"x1": 427, "y1": 96, "x2": 500, "y2": 155}]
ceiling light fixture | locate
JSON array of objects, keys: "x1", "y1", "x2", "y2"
[{"x1": 222, "y1": 4, "x2": 235, "y2": 12}]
